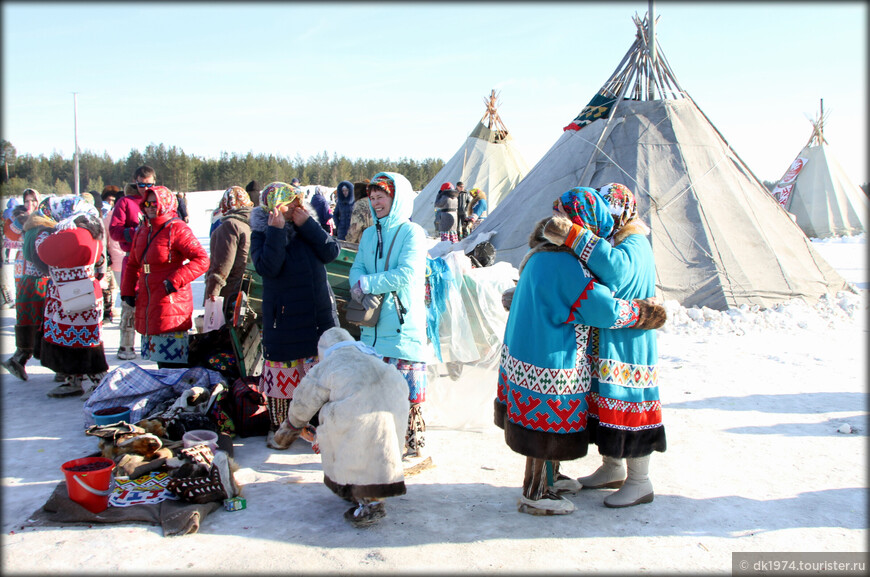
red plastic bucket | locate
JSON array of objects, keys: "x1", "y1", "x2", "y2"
[{"x1": 61, "y1": 457, "x2": 115, "y2": 513}]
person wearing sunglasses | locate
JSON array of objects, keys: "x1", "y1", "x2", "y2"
[
  {"x1": 120, "y1": 185, "x2": 209, "y2": 369},
  {"x1": 109, "y1": 165, "x2": 156, "y2": 359}
]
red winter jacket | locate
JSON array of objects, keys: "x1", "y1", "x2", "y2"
[{"x1": 121, "y1": 210, "x2": 209, "y2": 336}]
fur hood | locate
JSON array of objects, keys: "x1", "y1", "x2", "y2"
[
  {"x1": 518, "y1": 218, "x2": 580, "y2": 275},
  {"x1": 249, "y1": 201, "x2": 319, "y2": 233},
  {"x1": 612, "y1": 219, "x2": 650, "y2": 246},
  {"x1": 23, "y1": 211, "x2": 56, "y2": 232}
]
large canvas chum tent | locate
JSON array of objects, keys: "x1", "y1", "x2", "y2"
[
  {"x1": 770, "y1": 99, "x2": 868, "y2": 239},
  {"x1": 411, "y1": 90, "x2": 529, "y2": 235},
  {"x1": 466, "y1": 12, "x2": 849, "y2": 311}
]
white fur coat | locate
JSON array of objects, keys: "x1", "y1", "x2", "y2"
[{"x1": 287, "y1": 327, "x2": 410, "y2": 498}]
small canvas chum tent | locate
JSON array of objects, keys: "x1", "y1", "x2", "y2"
[
  {"x1": 411, "y1": 90, "x2": 529, "y2": 235},
  {"x1": 467, "y1": 12, "x2": 849, "y2": 311},
  {"x1": 770, "y1": 99, "x2": 868, "y2": 239}
]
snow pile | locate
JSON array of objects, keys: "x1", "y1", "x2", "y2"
[{"x1": 661, "y1": 290, "x2": 867, "y2": 336}]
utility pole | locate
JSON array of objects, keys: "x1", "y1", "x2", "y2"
[{"x1": 73, "y1": 92, "x2": 80, "y2": 195}]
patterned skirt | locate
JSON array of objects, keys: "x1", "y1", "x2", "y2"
[
  {"x1": 439, "y1": 231, "x2": 459, "y2": 244},
  {"x1": 15, "y1": 275, "x2": 48, "y2": 329},
  {"x1": 383, "y1": 357, "x2": 427, "y2": 404},
  {"x1": 141, "y1": 332, "x2": 189, "y2": 365},
  {"x1": 260, "y1": 356, "x2": 318, "y2": 399}
]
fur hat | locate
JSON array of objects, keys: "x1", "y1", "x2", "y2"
[{"x1": 245, "y1": 180, "x2": 259, "y2": 194}]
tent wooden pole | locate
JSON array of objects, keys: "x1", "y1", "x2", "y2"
[{"x1": 577, "y1": 14, "x2": 647, "y2": 186}]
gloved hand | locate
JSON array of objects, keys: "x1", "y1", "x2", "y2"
[
  {"x1": 121, "y1": 295, "x2": 136, "y2": 308},
  {"x1": 542, "y1": 215, "x2": 578, "y2": 246},
  {"x1": 350, "y1": 281, "x2": 365, "y2": 304},
  {"x1": 361, "y1": 293, "x2": 380, "y2": 310},
  {"x1": 632, "y1": 298, "x2": 668, "y2": 330},
  {"x1": 164, "y1": 279, "x2": 176, "y2": 295}
]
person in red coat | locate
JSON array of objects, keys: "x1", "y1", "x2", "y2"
[
  {"x1": 110, "y1": 166, "x2": 155, "y2": 359},
  {"x1": 120, "y1": 185, "x2": 209, "y2": 369}
]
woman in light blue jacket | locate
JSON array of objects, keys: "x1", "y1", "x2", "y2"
[{"x1": 349, "y1": 172, "x2": 429, "y2": 458}]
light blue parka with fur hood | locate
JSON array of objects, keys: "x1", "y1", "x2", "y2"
[{"x1": 349, "y1": 172, "x2": 427, "y2": 362}]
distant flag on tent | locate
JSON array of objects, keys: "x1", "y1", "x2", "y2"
[
  {"x1": 564, "y1": 91, "x2": 618, "y2": 131},
  {"x1": 771, "y1": 157, "x2": 808, "y2": 206}
]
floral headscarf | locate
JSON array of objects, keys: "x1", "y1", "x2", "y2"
[
  {"x1": 553, "y1": 187, "x2": 614, "y2": 238},
  {"x1": 143, "y1": 185, "x2": 178, "y2": 218},
  {"x1": 35, "y1": 194, "x2": 99, "y2": 225},
  {"x1": 219, "y1": 185, "x2": 254, "y2": 216},
  {"x1": 597, "y1": 183, "x2": 638, "y2": 234},
  {"x1": 259, "y1": 182, "x2": 302, "y2": 212}
]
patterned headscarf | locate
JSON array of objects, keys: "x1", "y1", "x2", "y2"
[
  {"x1": 35, "y1": 194, "x2": 99, "y2": 225},
  {"x1": 219, "y1": 185, "x2": 254, "y2": 216},
  {"x1": 259, "y1": 182, "x2": 302, "y2": 212},
  {"x1": 143, "y1": 185, "x2": 178, "y2": 218},
  {"x1": 597, "y1": 183, "x2": 638, "y2": 234},
  {"x1": 367, "y1": 174, "x2": 395, "y2": 197},
  {"x1": 553, "y1": 187, "x2": 614, "y2": 238}
]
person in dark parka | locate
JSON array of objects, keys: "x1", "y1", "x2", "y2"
[
  {"x1": 333, "y1": 180, "x2": 354, "y2": 240},
  {"x1": 250, "y1": 181, "x2": 340, "y2": 449}
]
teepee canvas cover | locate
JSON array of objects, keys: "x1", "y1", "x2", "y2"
[
  {"x1": 771, "y1": 101, "x2": 868, "y2": 239},
  {"x1": 411, "y1": 91, "x2": 529, "y2": 235},
  {"x1": 468, "y1": 13, "x2": 848, "y2": 310}
]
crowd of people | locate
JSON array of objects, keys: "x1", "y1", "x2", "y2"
[{"x1": 1, "y1": 169, "x2": 666, "y2": 525}]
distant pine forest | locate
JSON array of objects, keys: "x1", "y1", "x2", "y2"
[{"x1": 0, "y1": 139, "x2": 446, "y2": 198}]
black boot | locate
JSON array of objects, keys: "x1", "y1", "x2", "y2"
[{"x1": 1, "y1": 349, "x2": 30, "y2": 381}]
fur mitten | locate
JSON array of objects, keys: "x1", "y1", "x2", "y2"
[
  {"x1": 272, "y1": 419, "x2": 301, "y2": 449},
  {"x1": 502, "y1": 286, "x2": 516, "y2": 311},
  {"x1": 74, "y1": 213, "x2": 104, "y2": 239},
  {"x1": 542, "y1": 216, "x2": 575, "y2": 246},
  {"x1": 632, "y1": 298, "x2": 667, "y2": 330}
]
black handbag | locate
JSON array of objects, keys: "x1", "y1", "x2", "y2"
[{"x1": 345, "y1": 224, "x2": 405, "y2": 328}]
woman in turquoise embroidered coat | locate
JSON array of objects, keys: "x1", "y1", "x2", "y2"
[
  {"x1": 542, "y1": 183, "x2": 664, "y2": 509},
  {"x1": 496, "y1": 187, "x2": 667, "y2": 515}
]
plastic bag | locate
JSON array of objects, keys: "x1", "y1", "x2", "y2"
[{"x1": 203, "y1": 296, "x2": 226, "y2": 333}]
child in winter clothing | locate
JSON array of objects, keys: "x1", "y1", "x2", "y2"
[
  {"x1": 250, "y1": 182, "x2": 339, "y2": 449},
  {"x1": 273, "y1": 327, "x2": 409, "y2": 526}
]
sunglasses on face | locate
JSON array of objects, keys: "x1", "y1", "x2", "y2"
[
  {"x1": 142, "y1": 200, "x2": 158, "y2": 208},
  {"x1": 135, "y1": 182, "x2": 155, "y2": 188}
]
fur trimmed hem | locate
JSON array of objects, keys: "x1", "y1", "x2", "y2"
[
  {"x1": 40, "y1": 340, "x2": 108, "y2": 375},
  {"x1": 493, "y1": 398, "x2": 506, "y2": 430},
  {"x1": 504, "y1": 420, "x2": 590, "y2": 461},
  {"x1": 587, "y1": 417, "x2": 667, "y2": 458},
  {"x1": 14, "y1": 324, "x2": 40, "y2": 351},
  {"x1": 324, "y1": 474, "x2": 406, "y2": 501}
]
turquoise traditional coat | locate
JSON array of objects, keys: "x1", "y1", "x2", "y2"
[
  {"x1": 494, "y1": 221, "x2": 646, "y2": 461},
  {"x1": 568, "y1": 222, "x2": 665, "y2": 458}
]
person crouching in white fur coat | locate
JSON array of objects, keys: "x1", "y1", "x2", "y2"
[{"x1": 273, "y1": 327, "x2": 410, "y2": 526}]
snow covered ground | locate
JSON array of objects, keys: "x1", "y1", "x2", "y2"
[{"x1": 0, "y1": 190, "x2": 866, "y2": 574}]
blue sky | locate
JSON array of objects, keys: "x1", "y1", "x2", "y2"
[{"x1": 2, "y1": 1, "x2": 867, "y2": 183}]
